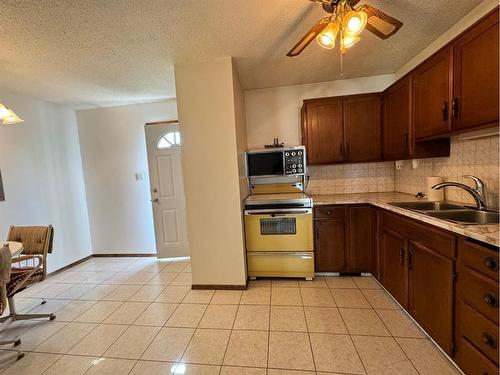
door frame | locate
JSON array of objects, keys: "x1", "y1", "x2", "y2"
[{"x1": 144, "y1": 119, "x2": 188, "y2": 258}]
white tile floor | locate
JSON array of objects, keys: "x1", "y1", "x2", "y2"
[{"x1": 0, "y1": 257, "x2": 461, "y2": 374}]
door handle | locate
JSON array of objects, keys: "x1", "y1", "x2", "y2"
[
  {"x1": 442, "y1": 101, "x2": 449, "y2": 121},
  {"x1": 151, "y1": 198, "x2": 159, "y2": 203},
  {"x1": 452, "y1": 97, "x2": 460, "y2": 118}
]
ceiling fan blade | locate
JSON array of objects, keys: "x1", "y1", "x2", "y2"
[
  {"x1": 287, "y1": 17, "x2": 330, "y2": 57},
  {"x1": 357, "y1": 4, "x2": 403, "y2": 39}
]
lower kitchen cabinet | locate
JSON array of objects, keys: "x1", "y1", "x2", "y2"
[
  {"x1": 379, "y1": 227, "x2": 409, "y2": 309},
  {"x1": 315, "y1": 213, "x2": 346, "y2": 272},
  {"x1": 409, "y1": 240, "x2": 455, "y2": 354},
  {"x1": 314, "y1": 205, "x2": 375, "y2": 273},
  {"x1": 455, "y1": 237, "x2": 499, "y2": 374},
  {"x1": 378, "y1": 210, "x2": 456, "y2": 356}
]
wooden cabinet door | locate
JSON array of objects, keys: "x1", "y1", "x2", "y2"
[
  {"x1": 452, "y1": 9, "x2": 499, "y2": 131},
  {"x1": 343, "y1": 94, "x2": 381, "y2": 162},
  {"x1": 409, "y1": 241, "x2": 454, "y2": 355},
  {"x1": 383, "y1": 76, "x2": 412, "y2": 160},
  {"x1": 348, "y1": 206, "x2": 376, "y2": 273},
  {"x1": 302, "y1": 98, "x2": 344, "y2": 164},
  {"x1": 413, "y1": 47, "x2": 453, "y2": 139},
  {"x1": 380, "y1": 227, "x2": 408, "y2": 309},
  {"x1": 314, "y1": 219, "x2": 346, "y2": 272}
]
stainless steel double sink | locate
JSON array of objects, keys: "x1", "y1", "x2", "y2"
[{"x1": 388, "y1": 201, "x2": 500, "y2": 225}]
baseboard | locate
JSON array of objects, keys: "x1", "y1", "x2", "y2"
[
  {"x1": 92, "y1": 253, "x2": 156, "y2": 257},
  {"x1": 191, "y1": 284, "x2": 247, "y2": 290},
  {"x1": 47, "y1": 255, "x2": 93, "y2": 277}
]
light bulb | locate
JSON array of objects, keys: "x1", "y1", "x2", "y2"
[
  {"x1": 1, "y1": 109, "x2": 24, "y2": 125},
  {"x1": 316, "y1": 22, "x2": 339, "y2": 49},
  {"x1": 342, "y1": 35, "x2": 361, "y2": 49},
  {"x1": 0, "y1": 104, "x2": 10, "y2": 118},
  {"x1": 342, "y1": 10, "x2": 367, "y2": 37}
]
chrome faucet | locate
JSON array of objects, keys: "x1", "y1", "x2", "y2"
[{"x1": 432, "y1": 175, "x2": 488, "y2": 211}]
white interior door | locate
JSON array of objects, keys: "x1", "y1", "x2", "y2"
[{"x1": 145, "y1": 122, "x2": 189, "y2": 258}]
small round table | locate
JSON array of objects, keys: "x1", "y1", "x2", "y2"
[{"x1": 3, "y1": 241, "x2": 23, "y2": 257}]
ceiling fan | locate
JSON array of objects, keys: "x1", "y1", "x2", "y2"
[{"x1": 287, "y1": 0, "x2": 403, "y2": 57}]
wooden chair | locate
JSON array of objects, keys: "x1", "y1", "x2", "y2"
[
  {"x1": 3, "y1": 225, "x2": 55, "y2": 321},
  {"x1": 0, "y1": 243, "x2": 24, "y2": 363}
]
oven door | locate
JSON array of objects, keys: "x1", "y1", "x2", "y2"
[{"x1": 244, "y1": 208, "x2": 313, "y2": 252}]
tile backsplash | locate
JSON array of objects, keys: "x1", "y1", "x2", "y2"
[
  {"x1": 395, "y1": 135, "x2": 499, "y2": 208},
  {"x1": 306, "y1": 162, "x2": 395, "y2": 195},
  {"x1": 306, "y1": 134, "x2": 499, "y2": 208}
]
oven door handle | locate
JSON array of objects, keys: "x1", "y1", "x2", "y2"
[
  {"x1": 248, "y1": 252, "x2": 313, "y2": 259},
  {"x1": 244, "y1": 208, "x2": 312, "y2": 215}
]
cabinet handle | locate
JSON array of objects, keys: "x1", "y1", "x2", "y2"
[
  {"x1": 484, "y1": 257, "x2": 498, "y2": 271},
  {"x1": 340, "y1": 143, "x2": 344, "y2": 159},
  {"x1": 403, "y1": 133, "x2": 409, "y2": 150},
  {"x1": 408, "y1": 251, "x2": 413, "y2": 269},
  {"x1": 442, "y1": 101, "x2": 449, "y2": 121},
  {"x1": 345, "y1": 143, "x2": 349, "y2": 159},
  {"x1": 483, "y1": 294, "x2": 498, "y2": 308},
  {"x1": 482, "y1": 333, "x2": 497, "y2": 349},
  {"x1": 452, "y1": 97, "x2": 460, "y2": 118},
  {"x1": 399, "y1": 248, "x2": 404, "y2": 264}
]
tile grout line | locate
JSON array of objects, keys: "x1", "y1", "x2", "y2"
[
  {"x1": 217, "y1": 291, "x2": 241, "y2": 375},
  {"x1": 298, "y1": 283, "x2": 317, "y2": 374}
]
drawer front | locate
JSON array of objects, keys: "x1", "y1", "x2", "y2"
[
  {"x1": 457, "y1": 337, "x2": 499, "y2": 375},
  {"x1": 460, "y1": 302, "x2": 499, "y2": 364},
  {"x1": 460, "y1": 237, "x2": 499, "y2": 281},
  {"x1": 380, "y1": 211, "x2": 455, "y2": 258},
  {"x1": 460, "y1": 267, "x2": 499, "y2": 324},
  {"x1": 314, "y1": 206, "x2": 345, "y2": 219},
  {"x1": 247, "y1": 252, "x2": 314, "y2": 278}
]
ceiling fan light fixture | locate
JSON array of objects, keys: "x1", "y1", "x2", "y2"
[
  {"x1": 0, "y1": 104, "x2": 10, "y2": 118},
  {"x1": 340, "y1": 34, "x2": 360, "y2": 54},
  {"x1": 0, "y1": 106, "x2": 24, "y2": 125},
  {"x1": 342, "y1": 10, "x2": 367, "y2": 37},
  {"x1": 316, "y1": 22, "x2": 339, "y2": 49}
]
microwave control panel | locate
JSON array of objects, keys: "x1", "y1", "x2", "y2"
[{"x1": 284, "y1": 149, "x2": 305, "y2": 175}]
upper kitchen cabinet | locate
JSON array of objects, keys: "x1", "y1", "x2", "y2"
[
  {"x1": 382, "y1": 75, "x2": 412, "y2": 160},
  {"x1": 343, "y1": 94, "x2": 382, "y2": 162},
  {"x1": 452, "y1": 9, "x2": 499, "y2": 132},
  {"x1": 383, "y1": 75, "x2": 451, "y2": 160},
  {"x1": 302, "y1": 93, "x2": 381, "y2": 165},
  {"x1": 302, "y1": 97, "x2": 344, "y2": 164},
  {"x1": 413, "y1": 47, "x2": 453, "y2": 140}
]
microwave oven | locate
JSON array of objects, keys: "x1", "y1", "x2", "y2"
[{"x1": 246, "y1": 146, "x2": 307, "y2": 178}]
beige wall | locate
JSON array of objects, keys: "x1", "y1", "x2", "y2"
[
  {"x1": 77, "y1": 101, "x2": 178, "y2": 254},
  {"x1": 175, "y1": 57, "x2": 247, "y2": 286},
  {"x1": 244, "y1": 74, "x2": 394, "y2": 149},
  {"x1": 233, "y1": 64, "x2": 250, "y2": 201}
]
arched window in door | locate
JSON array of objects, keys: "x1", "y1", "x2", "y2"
[{"x1": 157, "y1": 131, "x2": 181, "y2": 149}]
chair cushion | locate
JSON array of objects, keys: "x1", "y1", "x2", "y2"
[
  {"x1": 8, "y1": 226, "x2": 51, "y2": 255},
  {"x1": 6, "y1": 268, "x2": 44, "y2": 297}
]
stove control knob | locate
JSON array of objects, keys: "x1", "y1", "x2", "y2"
[
  {"x1": 292, "y1": 164, "x2": 296, "y2": 168},
  {"x1": 298, "y1": 164, "x2": 302, "y2": 168},
  {"x1": 298, "y1": 151, "x2": 302, "y2": 156},
  {"x1": 285, "y1": 152, "x2": 290, "y2": 156},
  {"x1": 298, "y1": 168, "x2": 303, "y2": 173},
  {"x1": 292, "y1": 169, "x2": 297, "y2": 173},
  {"x1": 291, "y1": 152, "x2": 296, "y2": 156}
]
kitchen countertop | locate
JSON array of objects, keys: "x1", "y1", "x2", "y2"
[{"x1": 311, "y1": 192, "x2": 500, "y2": 247}]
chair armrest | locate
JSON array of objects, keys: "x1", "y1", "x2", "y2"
[{"x1": 12, "y1": 255, "x2": 43, "y2": 267}]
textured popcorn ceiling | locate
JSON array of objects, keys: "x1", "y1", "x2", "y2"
[{"x1": 0, "y1": 0, "x2": 482, "y2": 109}]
